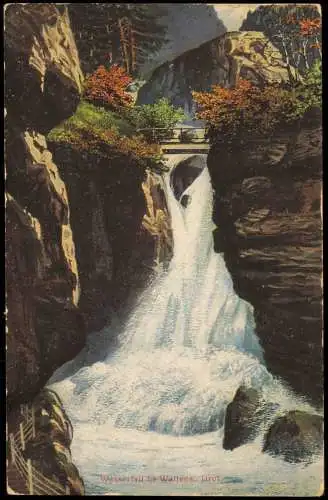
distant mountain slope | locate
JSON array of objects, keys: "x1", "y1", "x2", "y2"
[
  {"x1": 139, "y1": 4, "x2": 227, "y2": 78},
  {"x1": 137, "y1": 31, "x2": 293, "y2": 117}
]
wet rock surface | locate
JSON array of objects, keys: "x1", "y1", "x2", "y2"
[
  {"x1": 262, "y1": 410, "x2": 323, "y2": 463},
  {"x1": 223, "y1": 386, "x2": 277, "y2": 450}
]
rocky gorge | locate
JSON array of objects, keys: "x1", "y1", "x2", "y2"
[
  {"x1": 5, "y1": 3, "x2": 84, "y2": 410},
  {"x1": 208, "y1": 108, "x2": 322, "y2": 406},
  {"x1": 5, "y1": 3, "x2": 170, "y2": 409},
  {"x1": 137, "y1": 23, "x2": 323, "y2": 406},
  {"x1": 5, "y1": 4, "x2": 170, "y2": 493},
  {"x1": 5, "y1": 3, "x2": 323, "y2": 495}
]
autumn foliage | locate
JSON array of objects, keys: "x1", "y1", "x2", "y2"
[
  {"x1": 284, "y1": 14, "x2": 322, "y2": 59},
  {"x1": 241, "y1": 5, "x2": 321, "y2": 76},
  {"x1": 48, "y1": 101, "x2": 166, "y2": 173},
  {"x1": 75, "y1": 127, "x2": 163, "y2": 170},
  {"x1": 84, "y1": 64, "x2": 133, "y2": 111},
  {"x1": 285, "y1": 14, "x2": 321, "y2": 37},
  {"x1": 192, "y1": 80, "x2": 301, "y2": 141}
]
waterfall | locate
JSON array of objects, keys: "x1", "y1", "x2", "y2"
[
  {"x1": 120, "y1": 158, "x2": 264, "y2": 360},
  {"x1": 48, "y1": 154, "x2": 323, "y2": 496}
]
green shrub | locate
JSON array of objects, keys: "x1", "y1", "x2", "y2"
[
  {"x1": 128, "y1": 98, "x2": 186, "y2": 142},
  {"x1": 48, "y1": 101, "x2": 166, "y2": 173},
  {"x1": 292, "y1": 60, "x2": 322, "y2": 116},
  {"x1": 48, "y1": 101, "x2": 136, "y2": 140}
]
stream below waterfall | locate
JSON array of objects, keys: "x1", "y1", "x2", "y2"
[{"x1": 48, "y1": 155, "x2": 323, "y2": 496}]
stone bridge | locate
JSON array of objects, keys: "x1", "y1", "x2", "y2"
[{"x1": 136, "y1": 127, "x2": 210, "y2": 154}]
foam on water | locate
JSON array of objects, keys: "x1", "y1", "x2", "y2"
[
  {"x1": 119, "y1": 161, "x2": 264, "y2": 360},
  {"x1": 49, "y1": 157, "x2": 323, "y2": 495}
]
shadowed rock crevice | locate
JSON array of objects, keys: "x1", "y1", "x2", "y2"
[{"x1": 170, "y1": 155, "x2": 206, "y2": 202}]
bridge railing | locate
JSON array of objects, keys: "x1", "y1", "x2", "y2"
[
  {"x1": 136, "y1": 127, "x2": 209, "y2": 144},
  {"x1": 8, "y1": 404, "x2": 69, "y2": 495}
]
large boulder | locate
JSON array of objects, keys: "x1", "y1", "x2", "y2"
[
  {"x1": 4, "y1": 3, "x2": 83, "y2": 132},
  {"x1": 262, "y1": 410, "x2": 323, "y2": 463},
  {"x1": 223, "y1": 386, "x2": 275, "y2": 450}
]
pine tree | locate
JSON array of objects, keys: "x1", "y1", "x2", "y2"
[{"x1": 68, "y1": 4, "x2": 168, "y2": 77}]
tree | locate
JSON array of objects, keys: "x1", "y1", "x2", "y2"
[
  {"x1": 68, "y1": 4, "x2": 168, "y2": 76},
  {"x1": 298, "y1": 17, "x2": 322, "y2": 60},
  {"x1": 83, "y1": 65, "x2": 133, "y2": 111},
  {"x1": 283, "y1": 12, "x2": 322, "y2": 71},
  {"x1": 129, "y1": 98, "x2": 186, "y2": 142},
  {"x1": 192, "y1": 80, "x2": 303, "y2": 141},
  {"x1": 293, "y1": 59, "x2": 322, "y2": 116},
  {"x1": 240, "y1": 5, "x2": 321, "y2": 79},
  {"x1": 114, "y1": 4, "x2": 169, "y2": 76}
]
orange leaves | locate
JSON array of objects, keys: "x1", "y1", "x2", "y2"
[
  {"x1": 283, "y1": 13, "x2": 321, "y2": 38},
  {"x1": 299, "y1": 17, "x2": 321, "y2": 37},
  {"x1": 193, "y1": 79, "x2": 258, "y2": 126},
  {"x1": 78, "y1": 126, "x2": 160, "y2": 159},
  {"x1": 116, "y1": 133, "x2": 161, "y2": 161},
  {"x1": 62, "y1": 122, "x2": 162, "y2": 172},
  {"x1": 283, "y1": 13, "x2": 321, "y2": 34},
  {"x1": 192, "y1": 79, "x2": 300, "y2": 140},
  {"x1": 285, "y1": 14, "x2": 297, "y2": 25},
  {"x1": 84, "y1": 64, "x2": 133, "y2": 112}
]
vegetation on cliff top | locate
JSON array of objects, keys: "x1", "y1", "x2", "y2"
[
  {"x1": 193, "y1": 59, "x2": 321, "y2": 142},
  {"x1": 48, "y1": 101, "x2": 166, "y2": 173},
  {"x1": 129, "y1": 98, "x2": 186, "y2": 142},
  {"x1": 48, "y1": 63, "x2": 170, "y2": 173},
  {"x1": 83, "y1": 64, "x2": 185, "y2": 140},
  {"x1": 192, "y1": 4, "x2": 322, "y2": 142},
  {"x1": 48, "y1": 62, "x2": 187, "y2": 170}
]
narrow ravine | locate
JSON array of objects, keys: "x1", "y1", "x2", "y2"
[{"x1": 48, "y1": 155, "x2": 323, "y2": 496}]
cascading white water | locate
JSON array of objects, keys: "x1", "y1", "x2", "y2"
[
  {"x1": 49, "y1": 155, "x2": 323, "y2": 496},
  {"x1": 120, "y1": 158, "x2": 264, "y2": 359}
]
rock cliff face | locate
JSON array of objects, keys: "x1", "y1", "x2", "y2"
[
  {"x1": 4, "y1": 4, "x2": 83, "y2": 132},
  {"x1": 5, "y1": 4, "x2": 171, "y2": 407},
  {"x1": 7, "y1": 389, "x2": 85, "y2": 494},
  {"x1": 5, "y1": 4, "x2": 84, "y2": 408},
  {"x1": 48, "y1": 143, "x2": 172, "y2": 332},
  {"x1": 139, "y1": 4, "x2": 227, "y2": 78},
  {"x1": 137, "y1": 31, "x2": 294, "y2": 115},
  {"x1": 208, "y1": 108, "x2": 323, "y2": 406}
]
